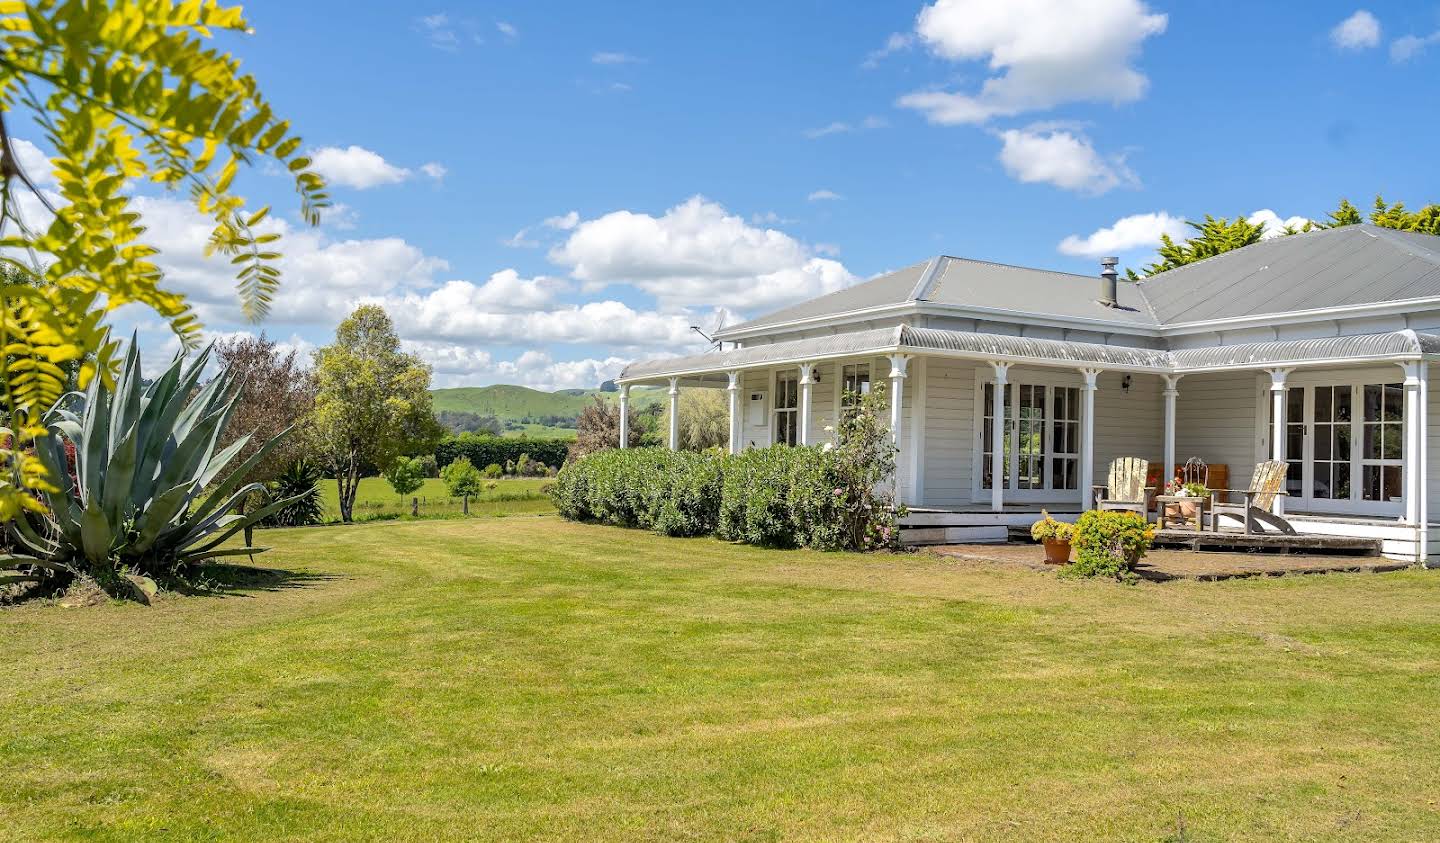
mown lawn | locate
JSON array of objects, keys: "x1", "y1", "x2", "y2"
[
  {"x1": 4, "y1": 517, "x2": 1440, "y2": 840},
  {"x1": 318, "y1": 476, "x2": 554, "y2": 521}
]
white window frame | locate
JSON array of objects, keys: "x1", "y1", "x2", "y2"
[
  {"x1": 1254, "y1": 366, "x2": 1406, "y2": 517},
  {"x1": 772, "y1": 368, "x2": 799, "y2": 447},
  {"x1": 971, "y1": 368, "x2": 1084, "y2": 503}
]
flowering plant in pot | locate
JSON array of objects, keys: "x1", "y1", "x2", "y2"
[
  {"x1": 1029, "y1": 511, "x2": 1076, "y2": 564},
  {"x1": 1163, "y1": 480, "x2": 1209, "y2": 522}
]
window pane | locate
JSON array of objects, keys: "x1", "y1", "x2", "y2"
[
  {"x1": 1335, "y1": 425, "x2": 1350, "y2": 458},
  {"x1": 1314, "y1": 463, "x2": 1331, "y2": 499},
  {"x1": 1382, "y1": 425, "x2": 1402, "y2": 460},
  {"x1": 1315, "y1": 386, "x2": 1331, "y2": 420},
  {"x1": 1382, "y1": 464, "x2": 1402, "y2": 501},
  {"x1": 1286, "y1": 425, "x2": 1303, "y2": 458},
  {"x1": 1384, "y1": 384, "x2": 1403, "y2": 421},
  {"x1": 1364, "y1": 424, "x2": 1378, "y2": 459},
  {"x1": 1364, "y1": 384, "x2": 1381, "y2": 422},
  {"x1": 1363, "y1": 465, "x2": 1380, "y2": 501},
  {"x1": 1335, "y1": 387, "x2": 1351, "y2": 422},
  {"x1": 1335, "y1": 463, "x2": 1350, "y2": 499},
  {"x1": 1315, "y1": 425, "x2": 1331, "y2": 460},
  {"x1": 1288, "y1": 387, "x2": 1303, "y2": 416}
]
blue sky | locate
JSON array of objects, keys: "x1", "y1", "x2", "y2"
[{"x1": 55, "y1": 1, "x2": 1440, "y2": 387}]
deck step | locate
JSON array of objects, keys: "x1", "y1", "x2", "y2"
[{"x1": 1003, "y1": 525, "x2": 1383, "y2": 556}]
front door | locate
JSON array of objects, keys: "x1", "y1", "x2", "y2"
[{"x1": 980, "y1": 378, "x2": 1081, "y2": 501}]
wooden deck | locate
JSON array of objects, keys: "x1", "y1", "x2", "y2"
[
  {"x1": 1003, "y1": 525, "x2": 1383, "y2": 556},
  {"x1": 930, "y1": 542, "x2": 1407, "y2": 581}
]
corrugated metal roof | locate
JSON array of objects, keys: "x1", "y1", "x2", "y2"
[
  {"x1": 620, "y1": 326, "x2": 1440, "y2": 382},
  {"x1": 1135, "y1": 225, "x2": 1440, "y2": 323},
  {"x1": 925, "y1": 258, "x2": 1156, "y2": 325},
  {"x1": 717, "y1": 261, "x2": 928, "y2": 335},
  {"x1": 1170, "y1": 330, "x2": 1440, "y2": 370},
  {"x1": 902, "y1": 327, "x2": 1170, "y2": 367}
]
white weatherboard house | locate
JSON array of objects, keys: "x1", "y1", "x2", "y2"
[{"x1": 617, "y1": 225, "x2": 1440, "y2": 564}]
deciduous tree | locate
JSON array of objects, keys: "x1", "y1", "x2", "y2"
[
  {"x1": 310, "y1": 306, "x2": 442, "y2": 522},
  {"x1": 214, "y1": 333, "x2": 316, "y2": 486}
]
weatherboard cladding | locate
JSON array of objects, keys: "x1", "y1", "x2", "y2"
[{"x1": 619, "y1": 327, "x2": 1440, "y2": 381}]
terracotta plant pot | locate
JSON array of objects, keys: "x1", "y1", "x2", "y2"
[{"x1": 1043, "y1": 538, "x2": 1072, "y2": 565}]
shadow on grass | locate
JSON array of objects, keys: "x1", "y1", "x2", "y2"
[{"x1": 173, "y1": 563, "x2": 342, "y2": 598}]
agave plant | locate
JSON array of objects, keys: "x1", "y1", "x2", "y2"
[
  {"x1": 262, "y1": 459, "x2": 325, "y2": 527},
  {"x1": 6, "y1": 339, "x2": 300, "y2": 579}
]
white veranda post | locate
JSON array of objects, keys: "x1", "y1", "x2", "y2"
[
  {"x1": 726, "y1": 370, "x2": 742, "y2": 455},
  {"x1": 798, "y1": 362, "x2": 815, "y2": 446},
  {"x1": 990, "y1": 361, "x2": 1010, "y2": 513},
  {"x1": 1162, "y1": 375, "x2": 1182, "y2": 492},
  {"x1": 667, "y1": 377, "x2": 680, "y2": 451},
  {"x1": 1079, "y1": 368, "x2": 1100, "y2": 510},
  {"x1": 888, "y1": 354, "x2": 910, "y2": 504},
  {"x1": 1268, "y1": 368, "x2": 1292, "y2": 516},
  {"x1": 1402, "y1": 363, "x2": 1423, "y2": 535},
  {"x1": 618, "y1": 384, "x2": 630, "y2": 449}
]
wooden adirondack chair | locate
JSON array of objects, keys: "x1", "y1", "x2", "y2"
[
  {"x1": 1092, "y1": 457, "x2": 1152, "y2": 516},
  {"x1": 1210, "y1": 460, "x2": 1296, "y2": 535}
]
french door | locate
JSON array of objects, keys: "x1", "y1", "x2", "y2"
[
  {"x1": 980, "y1": 378, "x2": 1081, "y2": 501},
  {"x1": 1266, "y1": 378, "x2": 1404, "y2": 516}
]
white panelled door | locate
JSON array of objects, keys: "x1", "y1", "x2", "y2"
[{"x1": 977, "y1": 373, "x2": 1082, "y2": 502}]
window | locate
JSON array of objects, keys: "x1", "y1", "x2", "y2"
[
  {"x1": 1265, "y1": 378, "x2": 1405, "y2": 513},
  {"x1": 774, "y1": 371, "x2": 799, "y2": 446},
  {"x1": 840, "y1": 364, "x2": 871, "y2": 418},
  {"x1": 981, "y1": 378, "x2": 1078, "y2": 496},
  {"x1": 1051, "y1": 386, "x2": 1080, "y2": 491},
  {"x1": 1312, "y1": 385, "x2": 1351, "y2": 500},
  {"x1": 1362, "y1": 382, "x2": 1403, "y2": 502},
  {"x1": 981, "y1": 382, "x2": 1011, "y2": 490}
]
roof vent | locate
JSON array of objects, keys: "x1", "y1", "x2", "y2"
[{"x1": 1099, "y1": 256, "x2": 1119, "y2": 307}]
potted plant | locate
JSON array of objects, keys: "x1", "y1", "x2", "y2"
[
  {"x1": 1162, "y1": 480, "x2": 1209, "y2": 523},
  {"x1": 1030, "y1": 511, "x2": 1075, "y2": 565}
]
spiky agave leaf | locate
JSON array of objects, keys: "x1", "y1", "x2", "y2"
[{"x1": 18, "y1": 337, "x2": 295, "y2": 577}]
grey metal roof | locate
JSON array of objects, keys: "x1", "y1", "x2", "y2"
[
  {"x1": 1170, "y1": 329, "x2": 1440, "y2": 370},
  {"x1": 1135, "y1": 225, "x2": 1440, "y2": 324},
  {"x1": 620, "y1": 326, "x2": 1440, "y2": 382},
  {"x1": 718, "y1": 260, "x2": 929, "y2": 335},
  {"x1": 925, "y1": 257, "x2": 1156, "y2": 325},
  {"x1": 717, "y1": 255, "x2": 1156, "y2": 338}
]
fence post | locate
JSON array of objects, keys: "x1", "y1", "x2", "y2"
[
  {"x1": 411, "y1": 497, "x2": 418, "y2": 517},
  {"x1": 463, "y1": 494, "x2": 469, "y2": 515}
]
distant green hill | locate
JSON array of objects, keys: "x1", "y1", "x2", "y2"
[{"x1": 430, "y1": 384, "x2": 666, "y2": 438}]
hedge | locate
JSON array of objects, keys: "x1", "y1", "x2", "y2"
[
  {"x1": 435, "y1": 436, "x2": 570, "y2": 472},
  {"x1": 552, "y1": 445, "x2": 866, "y2": 549}
]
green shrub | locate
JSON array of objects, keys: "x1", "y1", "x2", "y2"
[
  {"x1": 1064, "y1": 510, "x2": 1155, "y2": 583},
  {"x1": 415, "y1": 454, "x2": 439, "y2": 478},
  {"x1": 554, "y1": 393, "x2": 905, "y2": 551},
  {"x1": 436, "y1": 435, "x2": 569, "y2": 474},
  {"x1": 262, "y1": 460, "x2": 325, "y2": 528},
  {"x1": 483, "y1": 462, "x2": 503, "y2": 479},
  {"x1": 441, "y1": 456, "x2": 484, "y2": 497},
  {"x1": 384, "y1": 455, "x2": 427, "y2": 497}
]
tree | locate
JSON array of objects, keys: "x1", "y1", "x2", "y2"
[
  {"x1": 384, "y1": 455, "x2": 426, "y2": 498},
  {"x1": 570, "y1": 395, "x2": 657, "y2": 460},
  {"x1": 441, "y1": 456, "x2": 483, "y2": 498},
  {"x1": 660, "y1": 389, "x2": 729, "y2": 450},
  {"x1": 310, "y1": 306, "x2": 442, "y2": 522},
  {"x1": 213, "y1": 333, "x2": 317, "y2": 486},
  {"x1": 1131, "y1": 215, "x2": 1275, "y2": 278},
  {"x1": 0, "y1": 1, "x2": 325, "y2": 521}
]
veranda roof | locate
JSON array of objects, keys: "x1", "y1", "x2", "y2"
[{"x1": 618, "y1": 326, "x2": 1440, "y2": 383}]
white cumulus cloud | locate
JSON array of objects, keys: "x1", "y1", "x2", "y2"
[
  {"x1": 807, "y1": 189, "x2": 844, "y2": 201},
  {"x1": 308, "y1": 145, "x2": 445, "y2": 190},
  {"x1": 898, "y1": 0, "x2": 1167, "y2": 125},
  {"x1": 1331, "y1": 10, "x2": 1381, "y2": 50},
  {"x1": 548, "y1": 195, "x2": 857, "y2": 312},
  {"x1": 1058, "y1": 211, "x2": 1187, "y2": 257},
  {"x1": 1247, "y1": 209, "x2": 1314, "y2": 239},
  {"x1": 1391, "y1": 29, "x2": 1440, "y2": 62},
  {"x1": 996, "y1": 126, "x2": 1135, "y2": 194}
]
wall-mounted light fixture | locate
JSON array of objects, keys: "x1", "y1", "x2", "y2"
[{"x1": 1121, "y1": 375, "x2": 1132, "y2": 393}]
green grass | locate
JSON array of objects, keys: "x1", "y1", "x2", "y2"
[
  {"x1": 500, "y1": 422, "x2": 578, "y2": 440},
  {"x1": 5, "y1": 519, "x2": 1440, "y2": 839},
  {"x1": 317, "y1": 476, "x2": 554, "y2": 521}
]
